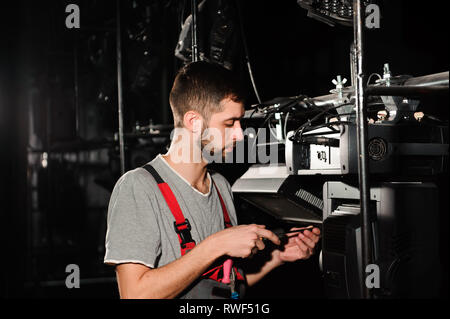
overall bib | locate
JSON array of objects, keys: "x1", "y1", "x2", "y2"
[{"x1": 143, "y1": 164, "x2": 246, "y2": 299}]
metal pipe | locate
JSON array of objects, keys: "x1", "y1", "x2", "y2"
[
  {"x1": 350, "y1": 43, "x2": 356, "y2": 87},
  {"x1": 366, "y1": 85, "x2": 448, "y2": 97},
  {"x1": 404, "y1": 71, "x2": 449, "y2": 87},
  {"x1": 310, "y1": 71, "x2": 448, "y2": 108},
  {"x1": 311, "y1": 91, "x2": 353, "y2": 108},
  {"x1": 116, "y1": 0, "x2": 125, "y2": 175},
  {"x1": 191, "y1": 0, "x2": 199, "y2": 62},
  {"x1": 353, "y1": 0, "x2": 372, "y2": 299}
]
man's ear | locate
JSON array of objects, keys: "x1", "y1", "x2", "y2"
[{"x1": 183, "y1": 111, "x2": 204, "y2": 133}]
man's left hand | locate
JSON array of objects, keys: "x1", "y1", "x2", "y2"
[{"x1": 271, "y1": 227, "x2": 321, "y2": 264}]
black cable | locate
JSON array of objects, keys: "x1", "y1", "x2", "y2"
[
  {"x1": 235, "y1": 0, "x2": 262, "y2": 104},
  {"x1": 304, "y1": 120, "x2": 353, "y2": 132},
  {"x1": 258, "y1": 95, "x2": 309, "y2": 112},
  {"x1": 291, "y1": 102, "x2": 353, "y2": 145},
  {"x1": 249, "y1": 95, "x2": 310, "y2": 125},
  {"x1": 294, "y1": 129, "x2": 341, "y2": 137},
  {"x1": 292, "y1": 103, "x2": 353, "y2": 142},
  {"x1": 249, "y1": 112, "x2": 275, "y2": 152},
  {"x1": 248, "y1": 108, "x2": 258, "y2": 119},
  {"x1": 290, "y1": 121, "x2": 353, "y2": 144}
]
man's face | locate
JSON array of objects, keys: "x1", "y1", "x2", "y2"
[{"x1": 200, "y1": 98, "x2": 245, "y2": 160}]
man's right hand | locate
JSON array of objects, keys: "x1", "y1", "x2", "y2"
[
  {"x1": 206, "y1": 224, "x2": 281, "y2": 258},
  {"x1": 115, "y1": 224, "x2": 280, "y2": 298}
]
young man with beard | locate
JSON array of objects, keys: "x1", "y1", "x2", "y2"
[{"x1": 104, "y1": 61, "x2": 320, "y2": 298}]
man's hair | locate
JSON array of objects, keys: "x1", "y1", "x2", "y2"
[{"x1": 169, "y1": 61, "x2": 245, "y2": 128}]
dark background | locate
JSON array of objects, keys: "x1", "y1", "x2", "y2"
[{"x1": 0, "y1": 0, "x2": 448, "y2": 298}]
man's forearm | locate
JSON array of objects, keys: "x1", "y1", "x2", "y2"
[
  {"x1": 245, "y1": 256, "x2": 283, "y2": 287},
  {"x1": 119, "y1": 237, "x2": 222, "y2": 298}
]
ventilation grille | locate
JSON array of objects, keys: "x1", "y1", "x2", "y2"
[
  {"x1": 295, "y1": 188, "x2": 324, "y2": 210},
  {"x1": 368, "y1": 137, "x2": 388, "y2": 161},
  {"x1": 324, "y1": 216, "x2": 351, "y2": 253}
]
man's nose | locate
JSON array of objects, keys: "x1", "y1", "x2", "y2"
[{"x1": 232, "y1": 122, "x2": 244, "y2": 142}]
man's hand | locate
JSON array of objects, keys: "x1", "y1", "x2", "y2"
[
  {"x1": 272, "y1": 227, "x2": 321, "y2": 265},
  {"x1": 115, "y1": 224, "x2": 280, "y2": 298},
  {"x1": 206, "y1": 224, "x2": 281, "y2": 259}
]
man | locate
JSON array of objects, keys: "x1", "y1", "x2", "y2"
[{"x1": 104, "y1": 61, "x2": 320, "y2": 299}]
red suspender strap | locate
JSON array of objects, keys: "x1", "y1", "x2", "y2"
[
  {"x1": 143, "y1": 164, "x2": 196, "y2": 255},
  {"x1": 143, "y1": 164, "x2": 244, "y2": 282},
  {"x1": 206, "y1": 181, "x2": 244, "y2": 282},
  {"x1": 213, "y1": 181, "x2": 232, "y2": 228}
]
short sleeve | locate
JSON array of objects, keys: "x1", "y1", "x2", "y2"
[{"x1": 104, "y1": 170, "x2": 161, "y2": 268}]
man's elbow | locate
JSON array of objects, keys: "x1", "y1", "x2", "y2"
[
  {"x1": 118, "y1": 283, "x2": 159, "y2": 299},
  {"x1": 117, "y1": 280, "x2": 175, "y2": 299},
  {"x1": 119, "y1": 291, "x2": 152, "y2": 299},
  {"x1": 115, "y1": 264, "x2": 180, "y2": 299}
]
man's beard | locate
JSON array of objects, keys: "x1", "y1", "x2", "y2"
[
  {"x1": 199, "y1": 135, "x2": 235, "y2": 162},
  {"x1": 197, "y1": 124, "x2": 236, "y2": 162},
  {"x1": 200, "y1": 139, "x2": 230, "y2": 160}
]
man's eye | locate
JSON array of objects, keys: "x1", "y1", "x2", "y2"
[{"x1": 225, "y1": 122, "x2": 234, "y2": 127}]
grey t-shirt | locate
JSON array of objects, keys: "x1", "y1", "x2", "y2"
[{"x1": 104, "y1": 154, "x2": 245, "y2": 298}]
